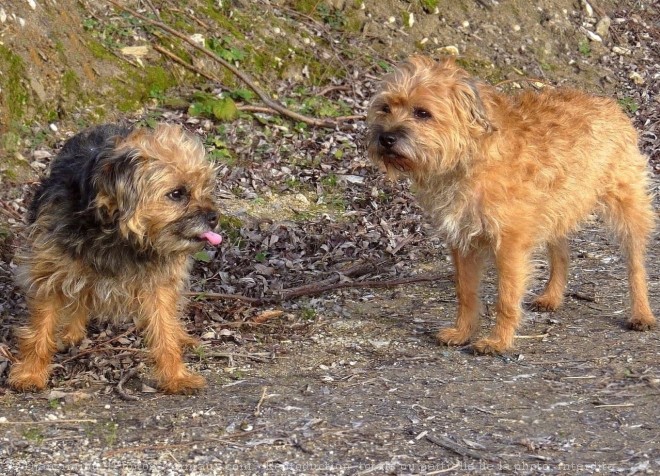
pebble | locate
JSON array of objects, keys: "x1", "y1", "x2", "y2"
[
  {"x1": 49, "y1": 123, "x2": 58, "y2": 132},
  {"x1": 595, "y1": 16, "x2": 611, "y2": 38},
  {"x1": 612, "y1": 46, "x2": 631, "y2": 55},
  {"x1": 512, "y1": 24, "x2": 521, "y2": 32},
  {"x1": 628, "y1": 71, "x2": 645, "y2": 85},
  {"x1": 582, "y1": 28, "x2": 602, "y2": 42},
  {"x1": 437, "y1": 45, "x2": 459, "y2": 56},
  {"x1": 0, "y1": 8, "x2": 6, "y2": 23},
  {"x1": 189, "y1": 33, "x2": 205, "y2": 46},
  {"x1": 461, "y1": 20, "x2": 470, "y2": 28}
]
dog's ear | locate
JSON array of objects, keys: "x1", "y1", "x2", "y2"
[
  {"x1": 93, "y1": 149, "x2": 140, "y2": 226},
  {"x1": 455, "y1": 79, "x2": 494, "y2": 134}
]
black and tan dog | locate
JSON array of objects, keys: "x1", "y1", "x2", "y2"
[{"x1": 9, "y1": 123, "x2": 222, "y2": 394}]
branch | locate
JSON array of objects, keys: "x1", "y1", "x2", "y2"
[
  {"x1": 187, "y1": 268, "x2": 451, "y2": 306},
  {"x1": 106, "y1": 0, "x2": 362, "y2": 129}
]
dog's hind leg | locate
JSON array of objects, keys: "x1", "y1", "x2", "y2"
[
  {"x1": 601, "y1": 169, "x2": 655, "y2": 330},
  {"x1": 532, "y1": 237, "x2": 570, "y2": 311},
  {"x1": 9, "y1": 294, "x2": 63, "y2": 391}
]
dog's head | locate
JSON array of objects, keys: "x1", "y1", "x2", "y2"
[
  {"x1": 90, "y1": 123, "x2": 221, "y2": 254},
  {"x1": 367, "y1": 56, "x2": 493, "y2": 179}
]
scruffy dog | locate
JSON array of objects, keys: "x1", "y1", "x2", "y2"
[
  {"x1": 9, "y1": 123, "x2": 222, "y2": 393},
  {"x1": 367, "y1": 56, "x2": 656, "y2": 354}
]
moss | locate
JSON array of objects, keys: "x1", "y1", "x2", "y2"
[
  {"x1": 113, "y1": 64, "x2": 177, "y2": 112},
  {"x1": 218, "y1": 215, "x2": 244, "y2": 244},
  {"x1": 85, "y1": 38, "x2": 114, "y2": 60},
  {"x1": 0, "y1": 46, "x2": 29, "y2": 122},
  {"x1": 61, "y1": 70, "x2": 81, "y2": 96}
]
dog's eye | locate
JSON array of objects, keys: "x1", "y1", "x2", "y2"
[
  {"x1": 381, "y1": 104, "x2": 391, "y2": 114},
  {"x1": 414, "y1": 108, "x2": 432, "y2": 120},
  {"x1": 167, "y1": 188, "x2": 188, "y2": 202}
]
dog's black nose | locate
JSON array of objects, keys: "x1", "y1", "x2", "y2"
[
  {"x1": 205, "y1": 211, "x2": 219, "y2": 228},
  {"x1": 379, "y1": 133, "x2": 397, "y2": 148}
]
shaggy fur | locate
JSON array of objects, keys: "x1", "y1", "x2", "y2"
[
  {"x1": 9, "y1": 123, "x2": 221, "y2": 394},
  {"x1": 367, "y1": 56, "x2": 656, "y2": 354}
]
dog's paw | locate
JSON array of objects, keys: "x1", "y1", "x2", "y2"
[
  {"x1": 159, "y1": 372, "x2": 206, "y2": 395},
  {"x1": 628, "y1": 314, "x2": 656, "y2": 331},
  {"x1": 472, "y1": 337, "x2": 511, "y2": 355},
  {"x1": 179, "y1": 334, "x2": 201, "y2": 349},
  {"x1": 530, "y1": 294, "x2": 562, "y2": 312},
  {"x1": 437, "y1": 327, "x2": 472, "y2": 346},
  {"x1": 8, "y1": 364, "x2": 49, "y2": 392}
]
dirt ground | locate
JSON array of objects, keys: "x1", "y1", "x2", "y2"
[
  {"x1": 1, "y1": 1, "x2": 659, "y2": 475},
  {"x1": 1, "y1": 219, "x2": 658, "y2": 475}
]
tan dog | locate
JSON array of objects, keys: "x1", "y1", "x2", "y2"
[
  {"x1": 367, "y1": 56, "x2": 656, "y2": 354},
  {"x1": 9, "y1": 123, "x2": 222, "y2": 393}
]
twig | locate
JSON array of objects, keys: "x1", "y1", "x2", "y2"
[
  {"x1": 116, "y1": 365, "x2": 143, "y2": 401},
  {"x1": 568, "y1": 291, "x2": 597, "y2": 303},
  {"x1": 252, "y1": 310, "x2": 284, "y2": 324},
  {"x1": 495, "y1": 78, "x2": 555, "y2": 89},
  {"x1": 60, "y1": 326, "x2": 137, "y2": 364},
  {"x1": 515, "y1": 333, "x2": 549, "y2": 340},
  {"x1": 254, "y1": 386, "x2": 268, "y2": 416},
  {"x1": 107, "y1": 0, "x2": 359, "y2": 129},
  {"x1": 0, "y1": 419, "x2": 98, "y2": 424},
  {"x1": 426, "y1": 434, "x2": 499, "y2": 462},
  {"x1": 593, "y1": 403, "x2": 635, "y2": 408},
  {"x1": 152, "y1": 44, "x2": 220, "y2": 84},
  {"x1": 188, "y1": 270, "x2": 450, "y2": 305}
]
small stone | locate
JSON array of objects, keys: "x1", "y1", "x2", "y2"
[
  {"x1": 595, "y1": 16, "x2": 611, "y2": 38},
  {"x1": 0, "y1": 8, "x2": 6, "y2": 23},
  {"x1": 273, "y1": 27, "x2": 281, "y2": 35},
  {"x1": 628, "y1": 71, "x2": 645, "y2": 85},
  {"x1": 27, "y1": 0, "x2": 37, "y2": 10},
  {"x1": 49, "y1": 123, "x2": 58, "y2": 132},
  {"x1": 582, "y1": 28, "x2": 602, "y2": 42},
  {"x1": 582, "y1": 0, "x2": 594, "y2": 17},
  {"x1": 461, "y1": 20, "x2": 470, "y2": 28},
  {"x1": 437, "y1": 45, "x2": 459, "y2": 56},
  {"x1": 387, "y1": 16, "x2": 396, "y2": 24},
  {"x1": 189, "y1": 33, "x2": 205, "y2": 46},
  {"x1": 612, "y1": 46, "x2": 631, "y2": 55},
  {"x1": 513, "y1": 24, "x2": 521, "y2": 32},
  {"x1": 406, "y1": 13, "x2": 415, "y2": 28}
]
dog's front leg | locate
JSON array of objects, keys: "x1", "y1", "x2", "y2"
[
  {"x1": 438, "y1": 247, "x2": 485, "y2": 346},
  {"x1": 473, "y1": 237, "x2": 533, "y2": 354},
  {"x1": 139, "y1": 286, "x2": 205, "y2": 394}
]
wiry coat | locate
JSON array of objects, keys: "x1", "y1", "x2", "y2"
[
  {"x1": 9, "y1": 123, "x2": 219, "y2": 394},
  {"x1": 367, "y1": 56, "x2": 655, "y2": 354}
]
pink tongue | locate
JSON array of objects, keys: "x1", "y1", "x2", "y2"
[{"x1": 199, "y1": 231, "x2": 222, "y2": 246}]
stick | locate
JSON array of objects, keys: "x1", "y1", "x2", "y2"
[
  {"x1": 107, "y1": 0, "x2": 359, "y2": 129},
  {"x1": 252, "y1": 310, "x2": 284, "y2": 324},
  {"x1": 152, "y1": 44, "x2": 220, "y2": 84},
  {"x1": 254, "y1": 386, "x2": 268, "y2": 416},
  {"x1": 187, "y1": 271, "x2": 450, "y2": 305},
  {"x1": 0, "y1": 419, "x2": 98, "y2": 424},
  {"x1": 60, "y1": 326, "x2": 138, "y2": 364},
  {"x1": 116, "y1": 365, "x2": 143, "y2": 401},
  {"x1": 495, "y1": 78, "x2": 555, "y2": 89},
  {"x1": 426, "y1": 434, "x2": 499, "y2": 462}
]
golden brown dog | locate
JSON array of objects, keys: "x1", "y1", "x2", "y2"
[
  {"x1": 9, "y1": 123, "x2": 222, "y2": 393},
  {"x1": 367, "y1": 56, "x2": 656, "y2": 354}
]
